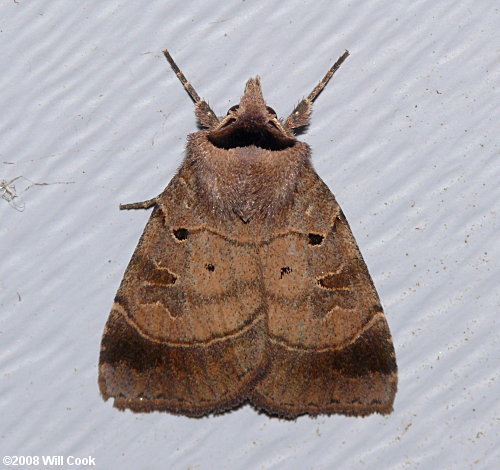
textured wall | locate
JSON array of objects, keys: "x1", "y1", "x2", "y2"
[{"x1": 0, "y1": 1, "x2": 498, "y2": 469}]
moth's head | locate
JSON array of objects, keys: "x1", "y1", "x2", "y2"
[
  {"x1": 205, "y1": 77, "x2": 296, "y2": 151},
  {"x1": 167, "y1": 47, "x2": 350, "y2": 146}
]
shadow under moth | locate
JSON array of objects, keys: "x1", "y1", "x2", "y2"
[{"x1": 98, "y1": 49, "x2": 397, "y2": 419}]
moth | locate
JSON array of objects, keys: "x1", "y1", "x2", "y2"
[{"x1": 98, "y1": 49, "x2": 397, "y2": 418}]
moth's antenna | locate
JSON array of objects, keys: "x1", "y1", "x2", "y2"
[
  {"x1": 285, "y1": 50, "x2": 350, "y2": 130},
  {"x1": 307, "y1": 50, "x2": 350, "y2": 104},
  {"x1": 163, "y1": 49, "x2": 202, "y2": 104},
  {"x1": 163, "y1": 49, "x2": 219, "y2": 127}
]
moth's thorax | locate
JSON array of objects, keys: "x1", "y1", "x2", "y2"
[{"x1": 186, "y1": 131, "x2": 311, "y2": 222}]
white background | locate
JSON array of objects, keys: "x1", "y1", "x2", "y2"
[{"x1": 0, "y1": 1, "x2": 498, "y2": 469}]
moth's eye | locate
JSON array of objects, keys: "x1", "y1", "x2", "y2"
[
  {"x1": 227, "y1": 105, "x2": 239, "y2": 115},
  {"x1": 266, "y1": 106, "x2": 277, "y2": 117}
]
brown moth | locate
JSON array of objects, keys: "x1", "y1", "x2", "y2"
[{"x1": 98, "y1": 49, "x2": 398, "y2": 419}]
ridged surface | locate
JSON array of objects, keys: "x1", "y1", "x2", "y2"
[{"x1": 0, "y1": 1, "x2": 497, "y2": 469}]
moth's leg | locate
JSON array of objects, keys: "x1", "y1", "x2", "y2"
[
  {"x1": 285, "y1": 50, "x2": 350, "y2": 130},
  {"x1": 163, "y1": 49, "x2": 219, "y2": 128},
  {"x1": 119, "y1": 197, "x2": 158, "y2": 210}
]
